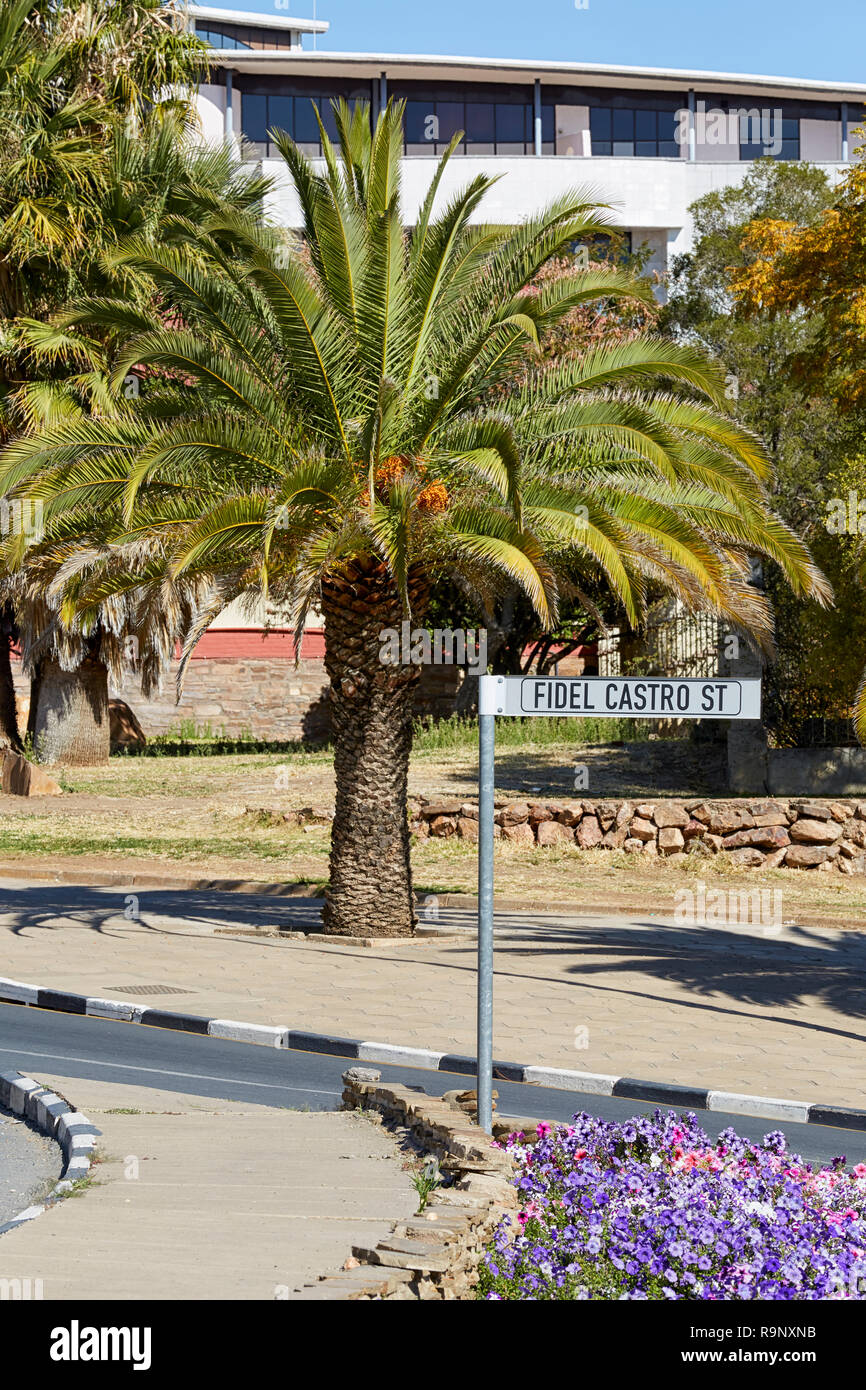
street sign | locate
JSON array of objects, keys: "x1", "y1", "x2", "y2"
[
  {"x1": 481, "y1": 675, "x2": 762, "y2": 720},
  {"x1": 473, "y1": 671, "x2": 763, "y2": 1133}
]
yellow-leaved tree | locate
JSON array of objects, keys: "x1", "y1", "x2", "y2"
[{"x1": 730, "y1": 141, "x2": 866, "y2": 742}]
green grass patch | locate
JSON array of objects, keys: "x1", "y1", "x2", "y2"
[{"x1": 411, "y1": 714, "x2": 654, "y2": 753}]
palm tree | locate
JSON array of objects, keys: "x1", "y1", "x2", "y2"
[
  {"x1": 1, "y1": 509, "x2": 213, "y2": 763},
  {"x1": 0, "y1": 2, "x2": 260, "y2": 760},
  {"x1": 0, "y1": 102, "x2": 829, "y2": 929},
  {"x1": 0, "y1": 2, "x2": 208, "y2": 761},
  {"x1": 0, "y1": 108, "x2": 269, "y2": 763},
  {"x1": 0, "y1": 0, "x2": 204, "y2": 327}
]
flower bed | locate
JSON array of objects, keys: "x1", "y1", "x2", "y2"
[{"x1": 480, "y1": 1111, "x2": 866, "y2": 1300}]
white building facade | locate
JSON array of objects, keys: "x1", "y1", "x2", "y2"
[{"x1": 188, "y1": 4, "x2": 866, "y2": 286}]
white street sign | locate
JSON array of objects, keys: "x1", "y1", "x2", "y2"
[{"x1": 479, "y1": 674, "x2": 761, "y2": 720}]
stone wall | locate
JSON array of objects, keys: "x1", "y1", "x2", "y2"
[
  {"x1": 291, "y1": 1067, "x2": 518, "y2": 1301},
  {"x1": 11, "y1": 656, "x2": 331, "y2": 743},
  {"x1": 119, "y1": 658, "x2": 332, "y2": 741},
  {"x1": 410, "y1": 796, "x2": 866, "y2": 874},
  {"x1": 11, "y1": 656, "x2": 459, "y2": 743}
]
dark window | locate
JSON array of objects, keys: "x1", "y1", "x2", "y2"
[
  {"x1": 612, "y1": 109, "x2": 634, "y2": 156},
  {"x1": 635, "y1": 109, "x2": 657, "y2": 141},
  {"x1": 590, "y1": 103, "x2": 684, "y2": 156},
  {"x1": 398, "y1": 94, "x2": 548, "y2": 154},
  {"x1": 436, "y1": 101, "x2": 464, "y2": 144},
  {"x1": 465, "y1": 102, "x2": 495, "y2": 147},
  {"x1": 612, "y1": 109, "x2": 634, "y2": 141},
  {"x1": 740, "y1": 115, "x2": 799, "y2": 159},
  {"x1": 658, "y1": 110, "x2": 679, "y2": 142},
  {"x1": 195, "y1": 25, "x2": 252, "y2": 49},
  {"x1": 268, "y1": 95, "x2": 292, "y2": 138},
  {"x1": 242, "y1": 93, "x2": 268, "y2": 144},
  {"x1": 319, "y1": 101, "x2": 340, "y2": 142},
  {"x1": 405, "y1": 99, "x2": 434, "y2": 146},
  {"x1": 293, "y1": 97, "x2": 321, "y2": 145},
  {"x1": 590, "y1": 108, "x2": 612, "y2": 140},
  {"x1": 495, "y1": 103, "x2": 526, "y2": 150},
  {"x1": 242, "y1": 92, "x2": 360, "y2": 157}
]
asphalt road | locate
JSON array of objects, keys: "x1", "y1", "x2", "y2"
[{"x1": 1, "y1": 1001, "x2": 864, "y2": 1168}]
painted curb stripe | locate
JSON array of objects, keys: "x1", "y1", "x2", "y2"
[
  {"x1": 0, "y1": 978, "x2": 39, "y2": 1005},
  {"x1": 522, "y1": 1067, "x2": 619, "y2": 1094},
  {"x1": 86, "y1": 998, "x2": 137, "y2": 1021},
  {"x1": 208, "y1": 1020, "x2": 288, "y2": 1047},
  {"x1": 436, "y1": 1053, "x2": 526, "y2": 1082},
  {"x1": 613, "y1": 1078, "x2": 710, "y2": 1110},
  {"x1": 0, "y1": 1070, "x2": 100, "y2": 1238},
  {"x1": 36, "y1": 988, "x2": 86, "y2": 1015},
  {"x1": 3, "y1": 976, "x2": 866, "y2": 1132},
  {"x1": 287, "y1": 1030, "x2": 361, "y2": 1057},
  {"x1": 437, "y1": 1053, "x2": 478, "y2": 1076},
  {"x1": 138, "y1": 1009, "x2": 209, "y2": 1034},
  {"x1": 707, "y1": 1091, "x2": 811, "y2": 1124},
  {"x1": 358, "y1": 1043, "x2": 444, "y2": 1069},
  {"x1": 491, "y1": 1061, "x2": 530, "y2": 1083},
  {"x1": 808, "y1": 1104, "x2": 866, "y2": 1131}
]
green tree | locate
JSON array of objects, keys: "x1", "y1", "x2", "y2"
[
  {"x1": 445, "y1": 235, "x2": 660, "y2": 699},
  {"x1": 0, "y1": 1, "x2": 265, "y2": 762},
  {"x1": 2, "y1": 104, "x2": 828, "y2": 933},
  {"x1": 662, "y1": 159, "x2": 866, "y2": 747}
]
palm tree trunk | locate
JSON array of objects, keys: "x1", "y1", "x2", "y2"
[
  {"x1": 0, "y1": 607, "x2": 22, "y2": 752},
  {"x1": 32, "y1": 657, "x2": 111, "y2": 766},
  {"x1": 27, "y1": 663, "x2": 42, "y2": 743},
  {"x1": 320, "y1": 558, "x2": 427, "y2": 937}
]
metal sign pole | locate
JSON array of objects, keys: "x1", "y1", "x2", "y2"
[
  {"x1": 472, "y1": 673, "x2": 762, "y2": 1138},
  {"x1": 476, "y1": 680, "x2": 496, "y2": 1135}
]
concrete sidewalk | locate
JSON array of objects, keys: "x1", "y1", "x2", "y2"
[
  {"x1": 0, "y1": 1074, "x2": 416, "y2": 1299},
  {"x1": 2, "y1": 877, "x2": 866, "y2": 1109}
]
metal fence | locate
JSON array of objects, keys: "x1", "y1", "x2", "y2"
[{"x1": 598, "y1": 613, "x2": 720, "y2": 680}]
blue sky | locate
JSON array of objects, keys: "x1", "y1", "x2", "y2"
[{"x1": 220, "y1": 0, "x2": 865, "y2": 83}]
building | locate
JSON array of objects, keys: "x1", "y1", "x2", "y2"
[
  {"x1": 190, "y1": 4, "x2": 866, "y2": 285},
  {"x1": 104, "y1": 6, "x2": 866, "y2": 742}
]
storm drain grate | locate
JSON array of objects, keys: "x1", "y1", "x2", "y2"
[{"x1": 106, "y1": 984, "x2": 194, "y2": 996}]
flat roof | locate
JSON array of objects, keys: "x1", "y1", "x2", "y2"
[
  {"x1": 203, "y1": 47, "x2": 866, "y2": 101},
  {"x1": 188, "y1": 4, "x2": 329, "y2": 34}
]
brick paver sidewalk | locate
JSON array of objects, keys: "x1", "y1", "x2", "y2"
[{"x1": 1, "y1": 878, "x2": 865, "y2": 1108}]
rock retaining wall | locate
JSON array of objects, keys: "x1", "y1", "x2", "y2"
[
  {"x1": 410, "y1": 796, "x2": 866, "y2": 874},
  {"x1": 292, "y1": 1068, "x2": 518, "y2": 1301}
]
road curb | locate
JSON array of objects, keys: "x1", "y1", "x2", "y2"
[
  {"x1": 0, "y1": 1069, "x2": 101, "y2": 1236},
  {"x1": 1, "y1": 973, "x2": 863, "y2": 1133}
]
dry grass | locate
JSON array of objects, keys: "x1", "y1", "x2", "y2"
[{"x1": 0, "y1": 745, "x2": 863, "y2": 929}]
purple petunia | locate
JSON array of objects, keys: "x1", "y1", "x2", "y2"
[{"x1": 479, "y1": 1109, "x2": 866, "y2": 1302}]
